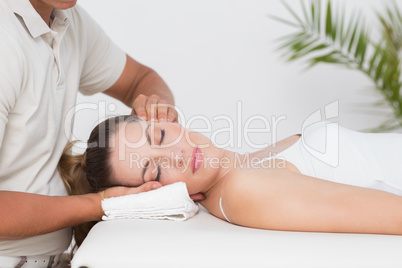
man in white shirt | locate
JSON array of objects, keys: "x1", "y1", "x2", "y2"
[{"x1": 0, "y1": 0, "x2": 186, "y2": 266}]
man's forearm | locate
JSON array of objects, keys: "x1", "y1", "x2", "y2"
[
  {"x1": 0, "y1": 191, "x2": 101, "y2": 240},
  {"x1": 128, "y1": 68, "x2": 174, "y2": 106},
  {"x1": 104, "y1": 55, "x2": 174, "y2": 108}
]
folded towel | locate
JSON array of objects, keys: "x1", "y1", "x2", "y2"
[{"x1": 101, "y1": 182, "x2": 199, "y2": 221}]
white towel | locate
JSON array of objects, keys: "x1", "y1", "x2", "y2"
[{"x1": 101, "y1": 182, "x2": 199, "y2": 221}]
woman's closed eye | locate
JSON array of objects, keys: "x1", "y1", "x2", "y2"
[
  {"x1": 155, "y1": 165, "x2": 161, "y2": 182},
  {"x1": 159, "y1": 129, "x2": 165, "y2": 145},
  {"x1": 142, "y1": 161, "x2": 162, "y2": 184},
  {"x1": 146, "y1": 125, "x2": 165, "y2": 147},
  {"x1": 153, "y1": 129, "x2": 164, "y2": 182}
]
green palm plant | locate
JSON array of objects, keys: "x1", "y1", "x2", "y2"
[{"x1": 272, "y1": 0, "x2": 402, "y2": 131}]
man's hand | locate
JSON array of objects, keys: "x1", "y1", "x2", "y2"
[
  {"x1": 97, "y1": 183, "x2": 204, "y2": 218},
  {"x1": 97, "y1": 182, "x2": 162, "y2": 219},
  {"x1": 99, "y1": 181, "x2": 162, "y2": 201},
  {"x1": 131, "y1": 94, "x2": 178, "y2": 122},
  {"x1": 190, "y1": 193, "x2": 206, "y2": 202},
  {"x1": 103, "y1": 55, "x2": 176, "y2": 121}
]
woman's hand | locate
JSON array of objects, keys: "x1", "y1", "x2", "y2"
[{"x1": 131, "y1": 94, "x2": 178, "y2": 122}]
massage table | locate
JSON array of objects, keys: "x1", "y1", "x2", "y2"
[{"x1": 71, "y1": 205, "x2": 402, "y2": 268}]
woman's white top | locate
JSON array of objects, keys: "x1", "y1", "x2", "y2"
[
  {"x1": 0, "y1": 0, "x2": 126, "y2": 256},
  {"x1": 263, "y1": 121, "x2": 402, "y2": 195},
  {"x1": 220, "y1": 121, "x2": 402, "y2": 222}
]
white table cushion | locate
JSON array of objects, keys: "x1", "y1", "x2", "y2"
[{"x1": 72, "y1": 205, "x2": 402, "y2": 268}]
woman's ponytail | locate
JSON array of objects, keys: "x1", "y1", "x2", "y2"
[
  {"x1": 58, "y1": 141, "x2": 92, "y2": 196},
  {"x1": 58, "y1": 141, "x2": 97, "y2": 250},
  {"x1": 57, "y1": 115, "x2": 140, "y2": 250}
]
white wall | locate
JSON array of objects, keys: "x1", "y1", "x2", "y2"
[{"x1": 74, "y1": 0, "x2": 400, "y2": 153}]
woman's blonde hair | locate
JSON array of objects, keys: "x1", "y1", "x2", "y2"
[{"x1": 58, "y1": 115, "x2": 139, "y2": 249}]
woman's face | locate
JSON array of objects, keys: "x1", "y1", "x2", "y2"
[{"x1": 109, "y1": 120, "x2": 222, "y2": 195}]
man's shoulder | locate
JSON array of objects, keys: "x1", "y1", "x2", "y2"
[
  {"x1": 0, "y1": 1, "x2": 22, "y2": 40},
  {"x1": 0, "y1": 3, "x2": 25, "y2": 58}
]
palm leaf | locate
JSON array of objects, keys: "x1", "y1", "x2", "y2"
[
  {"x1": 325, "y1": 1, "x2": 332, "y2": 38},
  {"x1": 294, "y1": 43, "x2": 329, "y2": 59},
  {"x1": 340, "y1": 11, "x2": 357, "y2": 49},
  {"x1": 355, "y1": 28, "x2": 368, "y2": 66},
  {"x1": 300, "y1": 0, "x2": 312, "y2": 29},
  {"x1": 346, "y1": 19, "x2": 360, "y2": 54},
  {"x1": 272, "y1": 0, "x2": 402, "y2": 131},
  {"x1": 367, "y1": 42, "x2": 382, "y2": 76},
  {"x1": 280, "y1": 0, "x2": 305, "y2": 28},
  {"x1": 270, "y1": 15, "x2": 300, "y2": 28},
  {"x1": 339, "y1": 5, "x2": 347, "y2": 46}
]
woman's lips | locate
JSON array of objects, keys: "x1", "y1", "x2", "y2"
[{"x1": 191, "y1": 147, "x2": 202, "y2": 174}]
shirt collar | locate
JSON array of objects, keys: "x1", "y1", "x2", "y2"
[{"x1": 6, "y1": 0, "x2": 68, "y2": 39}]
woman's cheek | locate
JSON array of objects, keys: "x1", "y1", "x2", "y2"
[
  {"x1": 161, "y1": 170, "x2": 199, "y2": 195},
  {"x1": 162, "y1": 172, "x2": 186, "y2": 186}
]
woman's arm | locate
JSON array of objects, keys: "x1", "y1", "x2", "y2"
[{"x1": 221, "y1": 168, "x2": 402, "y2": 235}]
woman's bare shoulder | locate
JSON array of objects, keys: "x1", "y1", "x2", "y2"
[
  {"x1": 223, "y1": 164, "x2": 292, "y2": 193},
  {"x1": 219, "y1": 167, "x2": 291, "y2": 222},
  {"x1": 223, "y1": 167, "x2": 277, "y2": 193}
]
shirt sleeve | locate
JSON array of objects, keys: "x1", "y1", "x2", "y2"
[
  {"x1": 0, "y1": 36, "x2": 24, "y2": 150},
  {"x1": 74, "y1": 6, "x2": 127, "y2": 95}
]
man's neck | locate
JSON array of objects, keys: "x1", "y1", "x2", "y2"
[{"x1": 29, "y1": 0, "x2": 53, "y2": 26}]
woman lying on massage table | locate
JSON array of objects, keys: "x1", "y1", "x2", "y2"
[{"x1": 59, "y1": 115, "x2": 402, "y2": 246}]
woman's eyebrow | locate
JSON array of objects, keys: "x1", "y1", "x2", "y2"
[{"x1": 142, "y1": 160, "x2": 150, "y2": 184}]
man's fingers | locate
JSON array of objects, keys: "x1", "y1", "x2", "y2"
[
  {"x1": 145, "y1": 94, "x2": 160, "y2": 121},
  {"x1": 156, "y1": 100, "x2": 168, "y2": 122},
  {"x1": 102, "y1": 182, "x2": 162, "y2": 199},
  {"x1": 131, "y1": 94, "x2": 178, "y2": 122},
  {"x1": 167, "y1": 107, "x2": 178, "y2": 123},
  {"x1": 190, "y1": 192, "x2": 206, "y2": 202},
  {"x1": 131, "y1": 181, "x2": 162, "y2": 194},
  {"x1": 132, "y1": 94, "x2": 147, "y2": 120}
]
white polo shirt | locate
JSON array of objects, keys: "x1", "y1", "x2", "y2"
[{"x1": 0, "y1": 0, "x2": 126, "y2": 256}]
